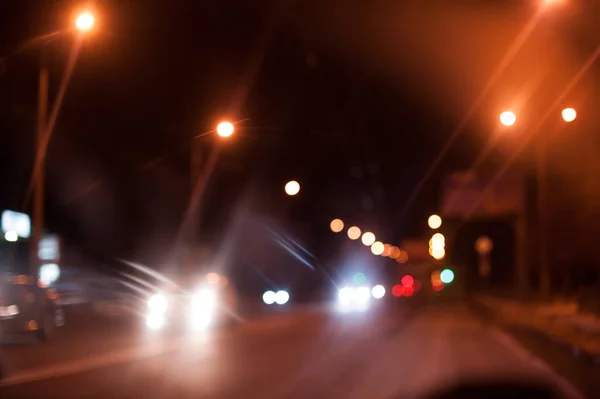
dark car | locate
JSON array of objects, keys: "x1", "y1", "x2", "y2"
[{"x1": 0, "y1": 274, "x2": 65, "y2": 342}]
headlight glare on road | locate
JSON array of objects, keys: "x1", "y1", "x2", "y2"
[
  {"x1": 275, "y1": 290, "x2": 289, "y2": 305},
  {"x1": 148, "y1": 294, "x2": 168, "y2": 313}
]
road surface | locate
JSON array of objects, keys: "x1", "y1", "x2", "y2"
[{"x1": 1, "y1": 302, "x2": 596, "y2": 398}]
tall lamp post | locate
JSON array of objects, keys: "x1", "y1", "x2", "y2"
[
  {"x1": 30, "y1": 11, "x2": 95, "y2": 277},
  {"x1": 499, "y1": 108, "x2": 576, "y2": 298}
]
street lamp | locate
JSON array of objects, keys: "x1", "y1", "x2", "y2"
[
  {"x1": 330, "y1": 219, "x2": 344, "y2": 233},
  {"x1": 561, "y1": 107, "x2": 576, "y2": 123},
  {"x1": 30, "y1": 11, "x2": 96, "y2": 277},
  {"x1": 216, "y1": 121, "x2": 234, "y2": 138},
  {"x1": 75, "y1": 11, "x2": 95, "y2": 32},
  {"x1": 499, "y1": 111, "x2": 517, "y2": 127}
]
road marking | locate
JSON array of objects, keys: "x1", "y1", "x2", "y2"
[{"x1": 489, "y1": 326, "x2": 585, "y2": 399}]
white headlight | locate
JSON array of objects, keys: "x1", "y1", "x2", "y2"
[
  {"x1": 372, "y1": 285, "x2": 385, "y2": 299},
  {"x1": 263, "y1": 290, "x2": 276, "y2": 305},
  {"x1": 148, "y1": 294, "x2": 168, "y2": 313},
  {"x1": 338, "y1": 287, "x2": 354, "y2": 304},
  {"x1": 191, "y1": 289, "x2": 217, "y2": 310},
  {"x1": 355, "y1": 286, "x2": 371, "y2": 303},
  {"x1": 275, "y1": 290, "x2": 289, "y2": 305},
  {"x1": 190, "y1": 289, "x2": 216, "y2": 330}
]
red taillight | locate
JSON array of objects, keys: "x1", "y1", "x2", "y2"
[{"x1": 401, "y1": 275, "x2": 414, "y2": 288}]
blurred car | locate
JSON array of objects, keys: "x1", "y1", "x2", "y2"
[
  {"x1": 0, "y1": 274, "x2": 65, "y2": 342},
  {"x1": 144, "y1": 272, "x2": 238, "y2": 332}
]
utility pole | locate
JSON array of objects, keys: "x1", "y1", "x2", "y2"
[{"x1": 31, "y1": 64, "x2": 48, "y2": 277}]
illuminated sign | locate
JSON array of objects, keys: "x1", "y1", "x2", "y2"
[
  {"x1": 1, "y1": 210, "x2": 31, "y2": 239},
  {"x1": 39, "y1": 235, "x2": 60, "y2": 261}
]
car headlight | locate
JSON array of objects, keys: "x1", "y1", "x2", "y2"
[
  {"x1": 338, "y1": 287, "x2": 354, "y2": 304},
  {"x1": 189, "y1": 288, "x2": 217, "y2": 329},
  {"x1": 148, "y1": 293, "x2": 168, "y2": 313},
  {"x1": 355, "y1": 286, "x2": 371, "y2": 303},
  {"x1": 191, "y1": 289, "x2": 217, "y2": 311}
]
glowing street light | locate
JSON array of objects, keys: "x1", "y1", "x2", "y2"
[
  {"x1": 284, "y1": 180, "x2": 300, "y2": 196},
  {"x1": 430, "y1": 247, "x2": 445, "y2": 260},
  {"x1": 216, "y1": 121, "x2": 234, "y2": 138},
  {"x1": 371, "y1": 241, "x2": 384, "y2": 255},
  {"x1": 428, "y1": 214, "x2": 442, "y2": 229},
  {"x1": 330, "y1": 219, "x2": 344, "y2": 233},
  {"x1": 361, "y1": 232, "x2": 376, "y2": 246},
  {"x1": 561, "y1": 108, "x2": 576, "y2": 123},
  {"x1": 499, "y1": 111, "x2": 516, "y2": 127},
  {"x1": 75, "y1": 11, "x2": 95, "y2": 32},
  {"x1": 347, "y1": 226, "x2": 361, "y2": 240}
]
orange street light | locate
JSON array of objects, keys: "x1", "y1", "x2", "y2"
[
  {"x1": 428, "y1": 214, "x2": 442, "y2": 229},
  {"x1": 500, "y1": 111, "x2": 516, "y2": 127},
  {"x1": 561, "y1": 108, "x2": 576, "y2": 123},
  {"x1": 76, "y1": 11, "x2": 95, "y2": 32},
  {"x1": 216, "y1": 121, "x2": 234, "y2": 138},
  {"x1": 330, "y1": 219, "x2": 344, "y2": 233}
]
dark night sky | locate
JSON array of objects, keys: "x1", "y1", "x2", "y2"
[{"x1": 1, "y1": 1, "x2": 599, "y2": 291}]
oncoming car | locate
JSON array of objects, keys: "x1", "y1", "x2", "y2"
[
  {"x1": 144, "y1": 272, "x2": 238, "y2": 332},
  {"x1": 0, "y1": 274, "x2": 65, "y2": 342}
]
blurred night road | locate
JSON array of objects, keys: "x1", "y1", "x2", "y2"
[{"x1": 1, "y1": 302, "x2": 596, "y2": 399}]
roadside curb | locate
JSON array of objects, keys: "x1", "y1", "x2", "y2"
[{"x1": 468, "y1": 299, "x2": 600, "y2": 366}]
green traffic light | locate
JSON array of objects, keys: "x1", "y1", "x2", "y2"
[{"x1": 440, "y1": 269, "x2": 454, "y2": 284}]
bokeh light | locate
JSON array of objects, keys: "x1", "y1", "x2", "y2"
[
  {"x1": 284, "y1": 180, "x2": 300, "y2": 196},
  {"x1": 396, "y1": 250, "x2": 408, "y2": 264},
  {"x1": 392, "y1": 284, "x2": 403, "y2": 297},
  {"x1": 361, "y1": 232, "x2": 376, "y2": 246},
  {"x1": 561, "y1": 107, "x2": 576, "y2": 123},
  {"x1": 430, "y1": 248, "x2": 445, "y2": 260},
  {"x1": 401, "y1": 274, "x2": 414, "y2": 288},
  {"x1": 347, "y1": 226, "x2": 361, "y2": 240},
  {"x1": 440, "y1": 269, "x2": 454, "y2": 284},
  {"x1": 262, "y1": 290, "x2": 275, "y2": 305},
  {"x1": 371, "y1": 241, "x2": 384, "y2": 255},
  {"x1": 382, "y1": 244, "x2": 392, "y2": 257},
  {"x1": 216, "y1": 121, "x2": 234, "y2": 137},
  {"x1": 371, "y1": 285, "x2": 385, "y2": 299},
  {"x1": 500, "y1": 110, "x2": 516, "y2": 127},
  {"x1": 75, "y1": 11, "x2": 95, "y2": 31},
  {"x1": 330, "y1": 219, "x2": 344, "y2": 233},
  {"x1": 353, "y1": 272, "x2": 367, "y2": 285},
  {"x1": 275, "y1": 290, "x2": 290, "y2": 305},
  {"x1": 428, "y1": 214, "x2": 442, "y2": 229}
]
